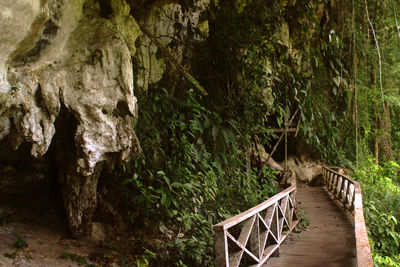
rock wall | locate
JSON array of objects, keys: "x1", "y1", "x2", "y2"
[
  {"x1": 134, "y1": 0, "x2": 210, "y2": 92},
  {"x1": 285, "y1": 156, "x2": 323, "y2": 183},
  {"x1": 0, "y1": 0, "x2": 141, "y2": 237},
  {"x1": 0, "y1": 0, "x2": 336, "y2": 238},
  {"x1": 0, "y1": 0, "x2": 211, "y2": 238}
]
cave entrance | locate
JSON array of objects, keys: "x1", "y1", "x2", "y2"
[
  {"x1": 0, "y1": 103, "x2": 83, "y2": 231},
  {"x1": 0, "y1": 136, "x2": 67, "y2": 228}
]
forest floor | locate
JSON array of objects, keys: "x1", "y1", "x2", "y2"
[{"x1": 0, "y1": 204, "x2": 129, "y2": 267}]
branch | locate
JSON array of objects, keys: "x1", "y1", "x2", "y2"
[
  {"x1": 365, "y1": 0, "x2": 385, "y2": 110},
  {"x1": 139, "y1": 25, "x2": 208, "y2": 96},
  {"x1": 391, "y1": 0, "x2": 400, "y2": 43}
]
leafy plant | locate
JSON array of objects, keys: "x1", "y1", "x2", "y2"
[
  {"x1": 295, "y1": 209, "x2": 311, "y2": 232},
  {"x1": 354, "y1": 158, "x2": 400, "y2": 265},
  {"x1": 373, "y1": 254, "x2": 400, "y2": 267},
  {"x1": 14, "y1": 234, "x2": 27, "y2": 249}
]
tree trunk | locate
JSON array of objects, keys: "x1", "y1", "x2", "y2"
[
  {"x1": 380, "y1": 102, "x2": 393, "y2": 161},
  {"x1": 353, "y1": 0, "x2": 359, "y2": 169}
]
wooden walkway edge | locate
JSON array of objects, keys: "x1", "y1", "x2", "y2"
[{"x1": 264, "y1": 184, "x2": 356, "y2": 267}]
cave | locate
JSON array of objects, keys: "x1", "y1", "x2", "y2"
[{"x1": 0, "y1": 136, "x2": 67, "y2": 228}]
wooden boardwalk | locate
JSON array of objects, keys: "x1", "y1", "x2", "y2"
[{"x1": 264, "y1": 184, "x2": 356, "y2": 267}]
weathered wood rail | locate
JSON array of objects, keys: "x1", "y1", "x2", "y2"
[
  {"x1": 213, "y1": 176, "x2": 299, "y2": 266},
  {"x1": 322, "y1": 166, "x2": 373, "y2": 267},
  {"x1": 214, "y1": 166, "x2": 374, "y2": 267}
]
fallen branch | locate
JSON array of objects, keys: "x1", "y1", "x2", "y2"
[{"x1": 139, "y1": 25, "x2": 208, "y2": 96}]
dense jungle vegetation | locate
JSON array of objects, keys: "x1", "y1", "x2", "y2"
[{"x1": 116, "y1": 0, "x2": 400, "y2": 265}]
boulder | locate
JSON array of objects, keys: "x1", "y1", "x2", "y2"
[{"x1": 285, "y1": 156, "x2": 323, "y2": 183}]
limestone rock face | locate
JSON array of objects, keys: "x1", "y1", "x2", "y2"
[
  {"x1": 0, "y1": 0, "x2": 140, "y2": 236},
  {"x1": 286, "y1": 156, "x2": 323, "y2": 183},
  {"x1": 135, "y1": 0, "x2": 210, "y2": 91},
  {"x1": 0, "y1": 0, "x2": 41, "y2": 93}
]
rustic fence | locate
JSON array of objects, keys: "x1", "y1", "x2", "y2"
[{"x1": 213, "y1": 176, "x2": 298, "y2": 267}]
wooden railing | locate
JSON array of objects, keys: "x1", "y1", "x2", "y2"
[
  {"x1": 213, "y1": 176, "x2": 298, "y2": 267},
  {"x1": 214, "y1": 167, "x2": 373, "y2": 267},
  {"x1": 322, "y1": 166, "x2": 373, "y2": 267}
]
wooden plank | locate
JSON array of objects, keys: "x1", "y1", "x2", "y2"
[
  {"x1": 322, "y1": 167, "x2": 373, "y2": 267},
  {"x1": 258, "y1": 214, "x2": 279, "y2": 244},
  {"x1": 268, "y1": 229, "x2": 279, "y2": 244},
  {"x1": 278, "y1": 217, "x2": 285, "y2": 239},
  {"x1": 264, "y1": 185, "x2": 357, "y2": 267}
]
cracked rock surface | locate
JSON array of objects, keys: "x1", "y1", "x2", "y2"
[{"x1": 0, "y1": 0, "x2": 141, "y2": 236}]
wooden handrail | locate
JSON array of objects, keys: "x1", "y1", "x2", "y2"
[
  {"x1": 322, "y1": 166, "x2": 373, "y2": 267},
  {"x1": 214, "y1": 176, "x2": 298, "y2": 267}
]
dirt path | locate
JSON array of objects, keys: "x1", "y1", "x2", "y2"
[
  {"x1": 0, "y1": 205, "x2": 103, "y2": 267},
  {"x1": 264, "y1": 184, "x2": 356, "y2": 267}
]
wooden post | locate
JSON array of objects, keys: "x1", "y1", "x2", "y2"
[
  {"x1": 285, "y1": 128, "x2": 288, "y2": 171},
  {"x1": 266, "y1": 108, "x2": 299, "y2": 164},
  {"x1": 284, "y1": 106, "x2": 289, "y2": 171},
  {"x1": 214, "y1": 228, "x2": 229, "y2": 267}
]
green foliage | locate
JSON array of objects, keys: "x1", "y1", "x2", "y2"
[
  {"x1": 14, "y1": 234, "x2": 27, "y2": 249},
  {"x1": 119, "y1": 87, "x2": 279, "y2": 265},
  {"x1": 373, "y1": 254, "x2": 400, "y2": 267},
  {"x1": 365, "y1": 204, "x2": 400, "y2": 255},
  {"x1": 295, "y1": 209, "x2": 311, "y2": 232},
  {"x1": 135, "y1": 257, "x2": 149, "y2": 267},
  {"x1": 197, "y1": 0, "x2": 351, "y2": 164},
  {"x1": 124, "y1": 0, "x2": 400, "y2": 266},
  {"x1": 354, "y1": 158, "x2": 400, "y2": 265}
]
